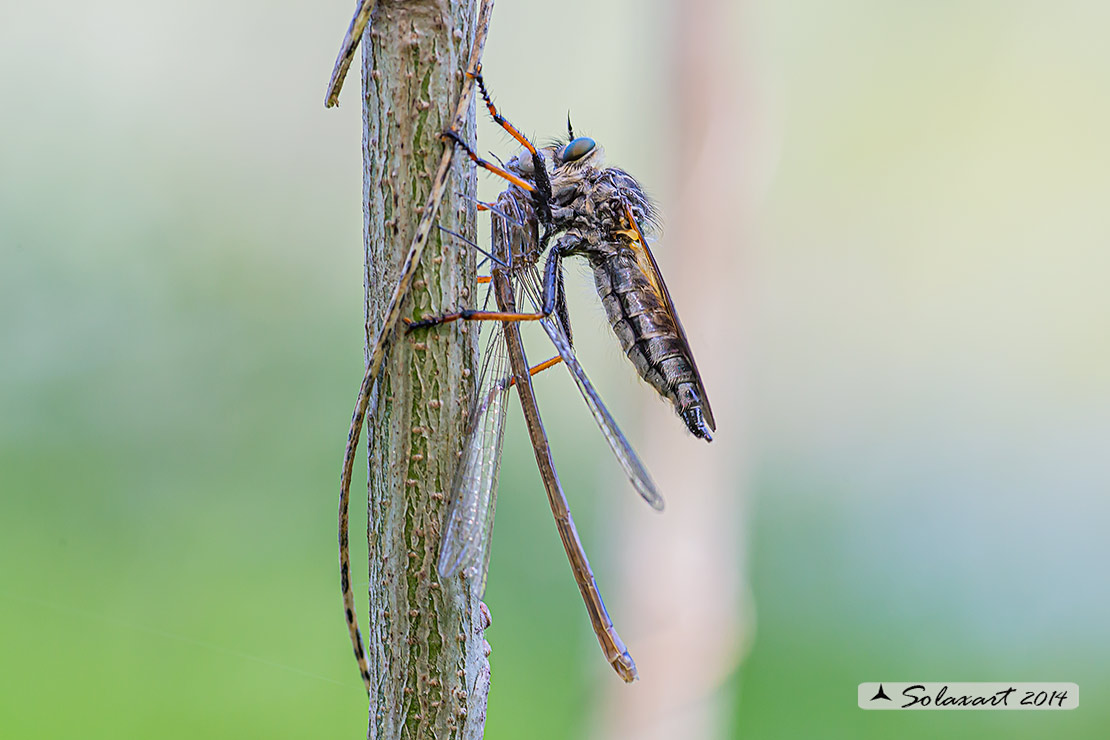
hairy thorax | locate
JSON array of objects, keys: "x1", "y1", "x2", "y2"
[{"x1": 549, "y1": 166, "x2": 655, "y2": 258}]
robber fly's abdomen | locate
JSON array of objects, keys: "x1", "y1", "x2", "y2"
[{"x1": 592, "y1": 251, "x2": 711, "y2": 439}]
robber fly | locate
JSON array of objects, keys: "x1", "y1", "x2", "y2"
[
  {"x1": 411, "y1": 73, "x2": 715, "y2": 442},
  {"x1": 408, "y1": 73, "x2": 716, "y2": 679}
]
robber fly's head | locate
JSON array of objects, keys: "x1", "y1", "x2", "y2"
[{"x1": 507, "y1": 136, "x2": 604, "y2": 176}]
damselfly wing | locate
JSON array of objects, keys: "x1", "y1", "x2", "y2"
[
  {"x1": 436, "y1": 185, "x2": 666, "y2": 570},
  {"x1": 435, "y1": 288, "x2": 511, "y2": 590},
  {"x1": 435, "y1": 189, "x2": 641, "y2": 680}
]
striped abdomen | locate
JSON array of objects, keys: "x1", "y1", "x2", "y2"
[{"x1": 592, "y1": 250, "x2": 711, "y2": 439}]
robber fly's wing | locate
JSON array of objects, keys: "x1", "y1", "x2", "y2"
[
  {"x1": 437, "y1": 322, "x2": 512, "y2": 592},
  {"x1": 623, "y1": 208, "x2": 717, "y2": 432},
  {"x1": 538, "y1": 313, "x2": 665, "y2": 511}
]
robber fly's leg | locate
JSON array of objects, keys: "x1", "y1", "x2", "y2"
[
  {"x1": 473, "y1": 67, "x2": 536, "y2": 156},
  {"x1": 553, "y1": 258, "x2": 572, "y2": 347},
  {"x1": 469, "y1": 70, "x2": 554, "y2": 225},
  {"x1": 507, "y1": 355, "x2": 563, "y2": 387},
  {"x1": 405, "y1": 307, "x2": 545, "y2": 332},
  {"x1": 408, "y1": 240, "x2": 571, "y2": 333},
  {"x1": 406, "y1": 297, "x2": 561, "y2": 380},
  {"x1": 470, "y1": 66, "x2": 535, "y2": 153},
  {"x1": 541, "y1": 240, "x2": 572, "y2": 340},
  {"x1": 440, "y1": 129, "x2": 535, "y2": 193}
]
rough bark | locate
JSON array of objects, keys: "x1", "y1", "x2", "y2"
[{"x1": 360, "y1": 1, "x2": 486, "y2": 738}]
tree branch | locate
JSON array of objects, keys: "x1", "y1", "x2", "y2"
[{"x1": 357, "y1": 1, "x2": 489, "y2": 737}]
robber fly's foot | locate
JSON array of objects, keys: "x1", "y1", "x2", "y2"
[
  {"x1": 473, "y1": 69, "x2": 492, "y2": 103},
  {"x1": 406, "y1": 310, "x2": 474, "y2": 333},
  {"x1": 440, "y1": 128, "x2": 467, "y2": 148},
  {"x1": 440, "y1": 128, "x2": 482, "y2": 162},
  {"x1": 404, "y1": 315, "x2": 437, "y2": 333}
]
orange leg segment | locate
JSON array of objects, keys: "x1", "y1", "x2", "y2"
[
  {"x1": 441, "y1": 129, "x2": 534, "y2": 193},
  {"x1": 473, "y1": 68, "x2": 539, "y2": 156},
  {"x1": 507, "y1": 355, "x2": 563, "y2": 387}
]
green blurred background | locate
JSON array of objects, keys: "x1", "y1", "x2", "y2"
[{"x1": 2, "y1": 1, "x2": 1107, "y2": 738}]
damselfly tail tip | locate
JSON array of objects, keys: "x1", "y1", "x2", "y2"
[{"x1": 613, "y1": 654, "x2": 638, "y2": 683}]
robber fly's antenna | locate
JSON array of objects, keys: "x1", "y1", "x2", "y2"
[{"x1": 567, "y1": 112, "x2": 575, "y2": 140}]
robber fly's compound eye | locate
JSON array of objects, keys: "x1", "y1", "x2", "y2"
[{"x1": 560, "y1": 137, "x2": 596, "y2": 163}]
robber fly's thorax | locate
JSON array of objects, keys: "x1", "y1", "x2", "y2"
[
  {"x1": 505, "y1": 141, "x2": 652, "y2": 255},
  {"x1": 551, "y1": 171, "x2": 655, "y2": 260}
]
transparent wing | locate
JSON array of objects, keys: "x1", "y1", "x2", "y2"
[
  {"x1": 624, "y1": 208, "x2": 716, "y2": 432},
  {"x1": 437, "y1": 193, "x2": 532, "y2": 590},
  {"x1": 436, "y1": 315, "x2": 512, "y2": 592},
  {"x1": 517, "y1": 265, "x2": 665, "y2": 511}
]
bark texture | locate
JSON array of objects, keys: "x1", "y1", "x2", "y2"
[{"x1": 360, "y1": 1, "x2": 486, "y2": 738}]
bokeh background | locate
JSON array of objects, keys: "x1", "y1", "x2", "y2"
[{"x1": 2, "y1": 1, "x2": 1108, "y2": 738}]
